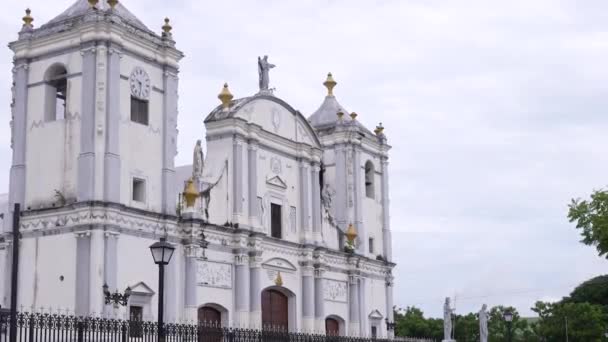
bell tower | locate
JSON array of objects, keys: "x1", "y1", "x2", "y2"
[{"x1": 8, "y1": 0, "x2": 184, "y2": 221}]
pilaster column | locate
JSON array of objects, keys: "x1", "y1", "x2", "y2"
[
  {"x1": 301, "y1": 265, "x2": 315, "y2": 331},
  {"x1": 234, "y1": 252, "x2": 250, "y2": 326},
  {"x1": 184, "y1": 245, "x2": 198, "y2": 321},
  {"x1": 386, "y1": 275, "x2": 395, "y2": 339},
  {"x1": 353, "y1": 147, "x2": 366, "y2": 254},
  {"x1": 164, "y1": 244, "x2": 180, "y2": 323},
  {"x1": 89, "y1": 229, "x2": 104, "y2": 314},
  {"x1": 161, "y1": 68, "x2": 179, "y2": 214},
  {"x1": 249, "y1": 250, "x2": 263, "y2": 328},
  {"x1": 103, "y1": 232, "x2": 119, "y2": 314},
  {"x1": 348, "y1": 274, "x2": 360, "y2": 336},
  {"x1": 334, "y1": 144, "x2": 347, "y2": 227},
  {"x1": 358, "y1": 277, "x2": 367, "y2": 336},
  {"x1": 311, "y1": 163, "x2": 322, "y2": 244},
  {"x1": 314, "y1": 267, "x2": 326, "y2": 332},
  {"x1": 75, "y1": 232, "x2": 91, "y2": 315},
  {"x1": 1, "y1": 240, "x2": 12, "y2": 307},
  {"x1": 104, "y1": 46, "x2": 122, "y2": 203},
  {"x1": 381, "y1": 158, "x2": 392, "y2": 260},
  {"x1": 8, "y1": 60, "x2": 28, "y2": 229},
  {"x1": 232, "y1": 139, "x2": 244, "y2": 224},
  {"x1": 299, "y1": 161, "x2": 311, "y2": 242},
  {"x1": 248, "y1": 142, "x2": 259, "y2": 229},
  {"x1": 77, "y1": 45, "x2": 97, "y2": 201}
]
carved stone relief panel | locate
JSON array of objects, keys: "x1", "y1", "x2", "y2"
[
  {"x1": 324, "y1": 279, "x2": 348, "y2": 302},
  {"x1": 197, "y1": 260, "x2": 232, "y2": 289}
]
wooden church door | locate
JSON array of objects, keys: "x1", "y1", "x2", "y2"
[{"x1": 261, "y1": 289, "x2": 288, "y2": 330}]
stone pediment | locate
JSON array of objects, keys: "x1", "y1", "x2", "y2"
[
  {"x1": 130, "y1": 281, "x2": 155, "y2": 296},
  {"x1": 262, "y1": 258, "x2": 297, "y2": 272},
  {"x1": 266, "y1": 175, "x2": 287, "y2": 189},
  {"x1": 369, "y1": 309, "x2": 383, "y2": 320}
]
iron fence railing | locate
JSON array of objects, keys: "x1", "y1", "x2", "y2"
[{"x1": 0, "y1": 312, "x2": 433, "y2": 342}]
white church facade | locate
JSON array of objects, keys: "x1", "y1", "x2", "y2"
[{"x1": 0, "y1": 0, "x2": 395, "y2": 338}]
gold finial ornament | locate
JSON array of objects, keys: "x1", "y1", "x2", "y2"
[
  {"x1": 337, "y1": 111, "x2": 344, "y2": 120},
  {"x1": 323, "y1": 72, "x2": 337, "y2": 96},
  {"x1": 345, "y1": 223, "x2": 358, "y2": 243},
  {"x1": 274, "y1": 272, "x2": 283, "y2": 287},
  {"x1": 218, "y1": 83, "x2": 233, "y2": 109},
  {"x1": 350, "y1": 112, "x2": 358, "y2": 120},
  {"x1": 183, "y1": 178, "x2": 199, "y2": 208},
  {"x1": 88, "y1": 0, "x2": 99, "y2": 8},
  {"x1": 107, "y1": 0, "x2": 118, "y2": 9},
  {"x1": 374, "y1": 122, "x2": 384, "y2": 135},
  {"x1": 22, "y1": 8, "x2": 34, "y2": 27},
  {"x1": 162, "y1": 18, "x2": 173, "y2": 34}
]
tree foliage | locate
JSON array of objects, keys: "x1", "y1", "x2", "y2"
[
  {"x1": 394, "y1": 306, "x2": 443, "y2": 340},
  {"x1": 568, "y1": 189, "x2": 608, "y2": 258},
  {"x1": 532, "y1": 300, "x2": 606, "y2": 342},
  {"x1": 565, "y1": 274, "x2": 608, "y2": 309}
]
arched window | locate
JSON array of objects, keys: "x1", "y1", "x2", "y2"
[
  {"x1": 44, "y1": 64, "x2": 68, "y2": 122},
  {"x1": 365, "y1": 161, "x2": 375, "y2": 199}
]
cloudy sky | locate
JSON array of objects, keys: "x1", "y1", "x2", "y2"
[{"x1": 1, "y1": 0, "x2": 607, "y2": 318}]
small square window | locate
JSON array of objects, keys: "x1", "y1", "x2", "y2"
[
  {"x1": 131, "y1": 97, "x2": 149, "y2": 125},
  {"x1": 132, "y1": 178, "x2": 146, "y2": 202},
  {"x1": 369, "y1": 238, "x2": 374, "y2": 254}
]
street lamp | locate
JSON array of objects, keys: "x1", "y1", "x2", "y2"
[
  {"x1": 102, "y1": 284, "x2": 132, "y2": 307},
  {"x1": 149, "y1": 237, "x2": 175, "y2": 342},
  {"x1": 503, "y1": 309, "x2": 513, "y2": 342},
  {"x1": 385, "y1": 318, "x2": 396, "y2": 331}
]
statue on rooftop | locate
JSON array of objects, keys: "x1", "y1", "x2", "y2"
[
  {"x1": 258, "y1": 55, "x2": 275, "y2": 92},
  {"x1": 193, "y1": 140, "x2": 204, "y2": 180}
]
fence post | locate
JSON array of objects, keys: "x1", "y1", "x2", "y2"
[
  {"x1": 77, "y1": 320, "x2": 84, "y2": 342},
  {"x1": 122, "y1": 322, "x2": 128, "y2": 342}
]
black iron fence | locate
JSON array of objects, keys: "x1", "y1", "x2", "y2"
[{"x1": 0, "y1": 312, "x2": 432, "y2": 342}]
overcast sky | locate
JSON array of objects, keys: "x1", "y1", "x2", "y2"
[{"x1": 1, "y1": 0, "x2": 607, "y2": 318}]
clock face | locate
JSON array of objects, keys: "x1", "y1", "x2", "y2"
[{"x1": 130, "y1": 67, "x2": 151, "y2": 100}]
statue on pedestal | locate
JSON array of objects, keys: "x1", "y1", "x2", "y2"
[
  {"x1": 193, "y1": 140, "x2": 204, "y2": 181},
  {"x1": 479, "y1": 304, "x2": 488, "y2": 342},
  {"x1": 443, "y1": 297, "x2": 454, "y2": 341},
  {"x1": 258, "y1": 55, "x2": 275, "y2": 92}
]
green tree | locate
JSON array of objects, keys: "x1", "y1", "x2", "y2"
[
  {"x1": 568, "y1": 189, "x2": 608, "y2": 258},
  {"x1": 488, "y1": 306, "x2": 531, "y2": 342},
  {"x1": 394, "y1": 306, "x2": 443, "y2": 340},
  {"x1": 565, "y1": 275, "x2": 608, "y2": 309},
  {"x1": 532, "y1": 301, "x2": 607, "y2": 342},
  {"x1": 453, "y1": 312, "x2": 479, "y2": 342}
]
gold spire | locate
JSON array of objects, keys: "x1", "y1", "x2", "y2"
[
  {"x1": 183, "y1": 178, "x2": 199, "y2": 208},
  {"x1": 218, "y1": 83, "x2": 233, "y2": 109},
  {"x1": 22, "y1": 8, "x2": 34, "y2": 27},
  {"x1": 374, "y1": 122, "x2": 384, "y2": 135},
  {"x1": 337, "y1": 111, "x2": 344, "y2": 121},
  {"x1": 274, "y1": 272, "x2": 283, "y2": 287},
  {"x1": 162, "y1": 18, "x2": 172, "y2": 34},
  {"x1": 323, "y1": 72, "x2": 337, "y2": 96},
  {"x1": 345, "y1": 223, "x2": 357, "y2": 243},
  {"x1": 88, "y1": 0, "x2": 99, "y2": 8},
  {"x1": 107, "y1": 0, "x2": 118, "y2": 9},
  {"x1": 350, "y1": 112, "x2": 358, "y2": 120}
]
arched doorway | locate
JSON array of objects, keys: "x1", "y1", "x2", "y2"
[
  {"x1": 261, "y1": 289, "x2": 289, "y2": 330},
  {"x1": 325, "y1": 317, "x2": 340, "y2": 336},
  {"x1": 198, "y1": 306, "x2": 221, "y2": 325}
]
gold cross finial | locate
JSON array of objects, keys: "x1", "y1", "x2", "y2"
[
  {"x1": 22, "y1": 8, "x2": 34, "y2": 27},
  {"x1": 218, "y1": 83, "x2": 234, "y2": 109},
  {"x1": 350, "y1": 112, "x2": 358, "y2": 120},
  {"x1": 162, "y1": 18, "x2": 172, "y2": 34},
  {"x1": 374, "y1": 122, "x2": 385, "y2": 135}
]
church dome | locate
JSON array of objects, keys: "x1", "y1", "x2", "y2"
[
  {"x1": 308, "y1": 73, "x2": 350, "y2": 130},
  {"x1": 41, "y1": 0, "x2": 152, "y2": 33}
]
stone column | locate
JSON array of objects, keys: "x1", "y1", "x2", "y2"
[
  {"x1": 386, "y1": 275, "x2": 395, "y2": 339},
  {"x1": 314, "y1": 267, "x2": 326, "y2": 332},
  {"x1": 348, "y1": 274, "x2": 360, "y2": 336},
  {"x1": 381, "y1": 158, "x2": 392, "y2": 261},
  {"x1": 248, "y1": 142, "x2": 259, "y2": 229},
  {"x1": 184, "y1": 245, "x2": 198, "y2": 321},
  {"x1": 234, "y1": 253, "x2": 250, "y2": 326},
  {"x1": 161, "y1": 68, "x2": 179, "y2": 214},
  {"x1": 103, "y1": 232, "x2": 119, "y2": 314},
  {"x1": 299, "y1": 161, "x2": 311, "y2": 242},
  {"x1": 8, "y1": 60, "x2": 28, "y2": 229},
  {"x1": 89, "y1": 229, "x2": 104, "y2": 314},
  {"x1": 311, "y1": 163, "x2": 322, "y2": 244},
  {"x1": 164, "y1": 244, "x2": 180, "y2": 323},
  {"x1": 77, "y1": 44, "x2": 97, "y2": 201},
  {"x1": 232, "y1": 139, "x2": 244, "y2": 224},
  {"x1": 358, "y1": 277, "x2": 367, "y2": 336},
  {"x1": 353, "y1": 147, "x2": 366, "y2": 254},
  {"x1": 302, "y1": 265, "x2": 315, "y2": 331},
  {"x1": 249, "y1": 251, "x2": 263, "y2": 328},
  {"x1": 75, "y1": 232, "x2": 91, "y2": 316},
  {"x1": 104, "y1": 46, "x2": 122, "y2": 203},
  {"x1": 1, "y1": 240, "x2": 12, "y2": 307},
  {"x1": 334, "y1": 145, "x2": 347, "y2": 228}
]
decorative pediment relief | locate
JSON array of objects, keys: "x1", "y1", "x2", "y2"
[
  {"x1": 130, "y1": 281, "x2": 155, "y2": 296},
  {"x1": 262, "y1": 257, "x2": 297, "y2": 272},
  {"x1": 369, "y1": 309, "x2": 383, "y2": 320},
  {"x1": 266, "y1": 175, "x2": 287, "y2": 189}
]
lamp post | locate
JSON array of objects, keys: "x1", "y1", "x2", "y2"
[
  {"x1": 102, "y1": 284, "x2": 132, "y2": 307},
  {"x1": 149, "y1": 238, "x2": 175, "y2": 342},
  {"x1": 503, "y1": 309, "x2": 513, "y2": 342},
  {"x1": 385, "y1": 318, "x2": 396, "y2": 332}
]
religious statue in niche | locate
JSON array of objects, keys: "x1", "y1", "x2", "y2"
[
  {"x1": 193, "y1": 140, "x2": 204, "y2": 181},
  {"x1": 258, "y1": 55, "x2": 275, "y2": 92}
]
